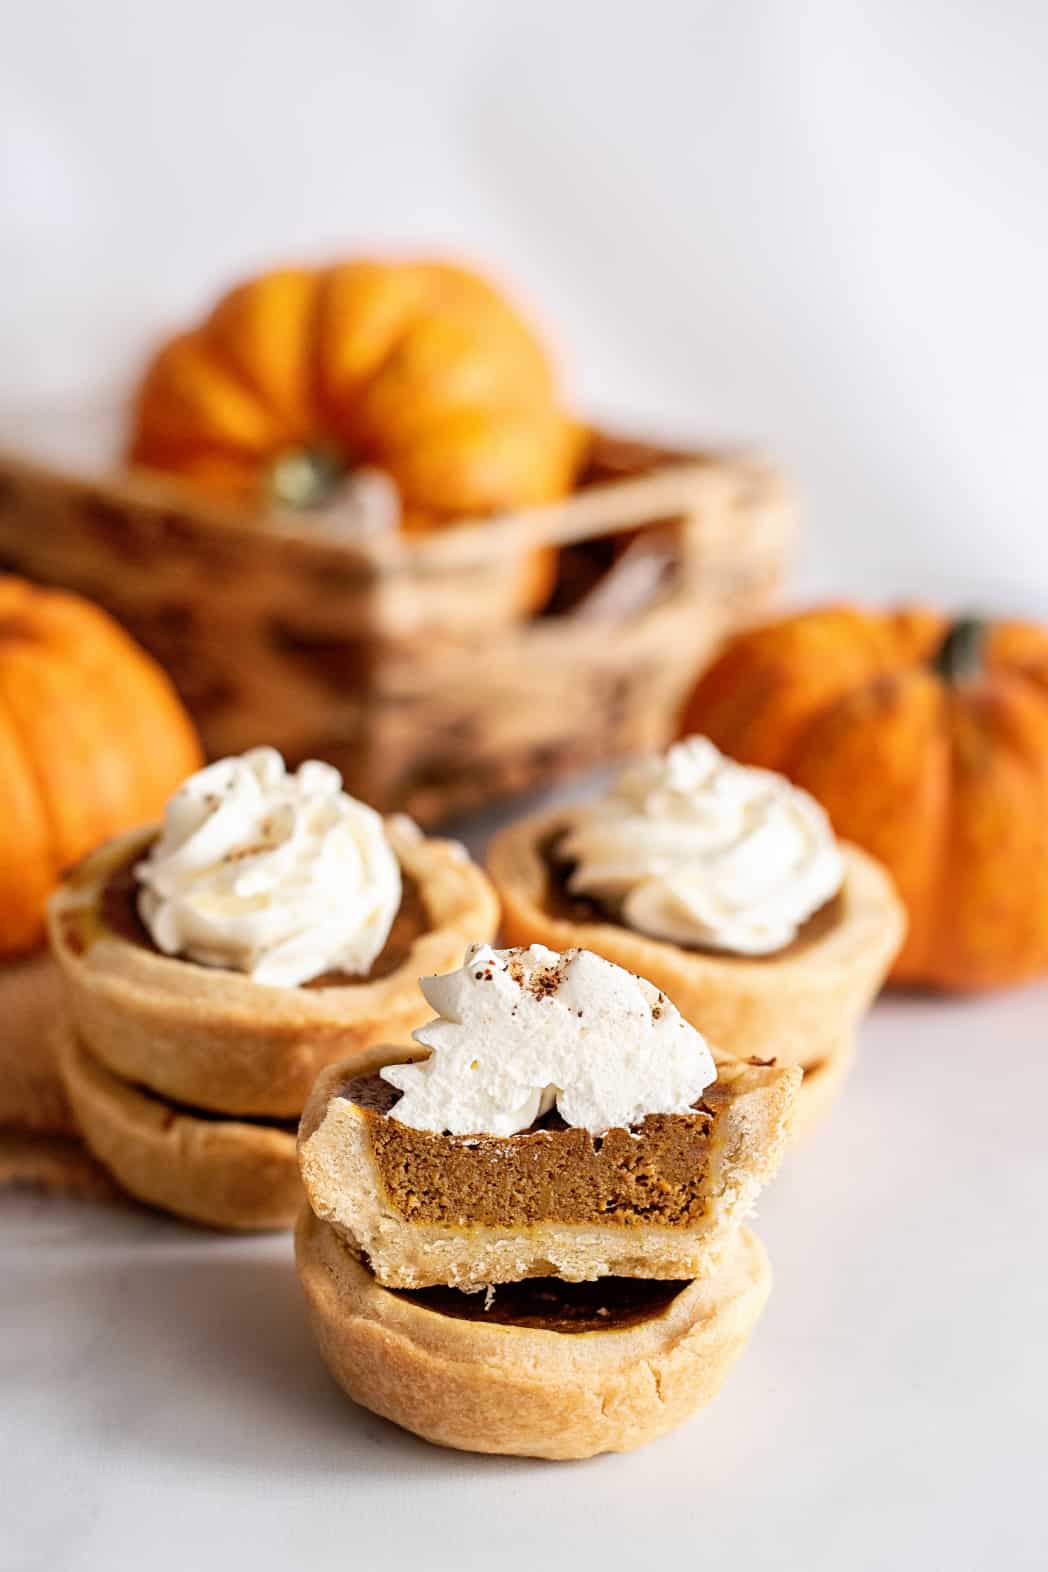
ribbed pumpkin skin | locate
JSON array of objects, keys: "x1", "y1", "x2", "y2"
[
  {"x1": 128, "y1": 260, "x2": 581, "y2": 528},
  {"x1": 0, "y1": 578, "x2": 203, "y2": 957},
  {"x1": 681, "y1": 604, "x2": 1048, "y2": 991}
]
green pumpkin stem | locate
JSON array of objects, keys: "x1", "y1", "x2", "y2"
[
  {"x1": 267, "y1": 446, "x2": 346, "y2": 511},
  {"x1": 933, "y1": 615, "x2": 986, "y2": 683}
]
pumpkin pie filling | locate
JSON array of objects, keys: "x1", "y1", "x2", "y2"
[{"x1": 343, "y1": 1069, "x2": 727, "y2": 1229}]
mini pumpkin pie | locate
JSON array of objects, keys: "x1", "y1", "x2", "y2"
[
  {"x1": 296, "y1": 942, "x2": 797, "y2": 1457},
  {"x1": 487, "y1": 737, "x2": 905, "y2": 1137},
  {"x1": 297, "y1": 1209, "x2": 771, "y2": 1461},
  {"x1": 50, "y1": 747, "x2": 498, "y2": 1229},
  {"x1": 56, "y1": 1024, "x2": 300, "y2": 1231}
]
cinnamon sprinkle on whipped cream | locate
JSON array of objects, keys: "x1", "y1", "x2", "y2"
[{"x1": 381, "y1": 942, "x2": 717, "y2": 1137}]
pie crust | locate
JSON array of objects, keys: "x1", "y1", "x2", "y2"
[
  {"x1": 296, "y1": 1207, "x2": 771, "y2": 1459},
  {"x1": 487, "y1": 808, "x2": 906, "y2": 1072},
  {"x1": 48, "y1": 818, "x2": 499, "y2": 1118},
  {"x1": 58, "y1": 1025, "x2": 300, "y2": 1231}
]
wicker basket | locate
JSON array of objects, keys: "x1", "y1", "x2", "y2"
[{"x1": 0, "y1": 430, "x2": 795, "y2": 824}]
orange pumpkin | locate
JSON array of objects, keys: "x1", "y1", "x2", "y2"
[
  {"x1": 128, "y1": 260, "x2": 582, "y2": 530},
  {"x1": 0, "y1": 578, "x2": 203, "y2": 957},
  {"x1": 681, "y1": 605, "x2": 1048, "y2": 991}
]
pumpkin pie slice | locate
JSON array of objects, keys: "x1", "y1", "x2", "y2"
[{"x1": 299, "y1": 1043, "x2": 799, "y2": 1292}]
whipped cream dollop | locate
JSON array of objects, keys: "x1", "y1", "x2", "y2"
[
  {"x1": 559, "y1": 736, "x2": 844, "y2": 956},
  {"x1": 135, "y1": 747, "x2": 401, "y2": 988},
  {"x1": 381, "y1": 943, "x2": 717, "y2": 1137}
]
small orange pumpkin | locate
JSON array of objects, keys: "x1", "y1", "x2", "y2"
[
  {"x1": 0, "y1": 577, "x2": 203, "y2": 957},
  {"x1": 681, "y1": 604, "x2": 1048, "y2": 991},
  {"x1": 128, "y1": 260, "x2": 582, "y2": 530}
]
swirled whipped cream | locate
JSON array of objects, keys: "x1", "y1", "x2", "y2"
[
  {"x1": 135, "y1": 747, "x2": 401, "y2": 987},
  {"x1": 559, "y1": 736, "x2": 843, "y2": 956},
  {"x1": 381, "y1": 943, "x2": 717, "y2": 1137}
]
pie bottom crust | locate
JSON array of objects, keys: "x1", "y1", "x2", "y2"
[
  {"x1": 295, "y1": 1208, "x2": 771, "y2": 1460},
  {"x1": 58, "y1": 1026, "x2": 300, "y2": 1232}
]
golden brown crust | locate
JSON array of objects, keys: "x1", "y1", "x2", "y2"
[
  {"x1": 57, "y1": 1026, "x2": 300, "y2": 1231},
  {"x1": 487, "y1": 809, "x2": 906, "y2": 1070},
  {"x1": 48, "y1": 819, "x2": 499, "y2": 1117},
  {"x1": 298, "y1": 1046, "x2": 799, "y2": 1289},
  {"x1": 296, "y1": 1209, "x2": 771, "y2": 1459},
  {"x1": 0, "y1": 949, "x2": 76, "y2": 1135}
]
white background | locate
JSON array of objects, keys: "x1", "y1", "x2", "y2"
[
  {"x1": 3, "y1": 6, "x2": 1048, "y2": 1569},
  {"x1": 3, "y1": 0, "x2": 1048, "y2": 606}
]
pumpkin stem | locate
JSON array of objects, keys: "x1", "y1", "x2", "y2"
[
  {"x1": 933, "y1": 616, "x2": 986, "y2": 683},
  {"x1": 267, "y1": 446, "x2": 346, "y2": 511}
]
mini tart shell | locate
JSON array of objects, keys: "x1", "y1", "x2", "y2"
[
  {"x1": 296, "y1": 1208, "x2": 771, "y2": 1460},
  {"x1": 47, "y1": 820, "x2": 499, "y2": 1118},
  {"x1": 58, "y1": 1025, "x2": 300, "y2": 1231},
  {"x1": 487, "y1": 809, "x2": 906, "y2": 1072}
]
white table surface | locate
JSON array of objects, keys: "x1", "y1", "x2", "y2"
[{"x1": 4, "y1": 796, "x2": 1047, "y2": 1572}]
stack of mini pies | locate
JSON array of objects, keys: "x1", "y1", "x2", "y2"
[
  {"x1": 295, "y1": 949, "x2": 803, "y2": 1460},
  {"x1": 48, "y1": 820, "x2": 498, "y2": 1230}
]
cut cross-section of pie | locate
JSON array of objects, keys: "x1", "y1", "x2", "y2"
[{"x1": 299, "y1": 1045, "x2": 800, "y2": 1291}]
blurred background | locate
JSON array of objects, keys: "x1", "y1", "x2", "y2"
[{"x1": 2, "y1": 0, "x2": 1046, "y2": 606}]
